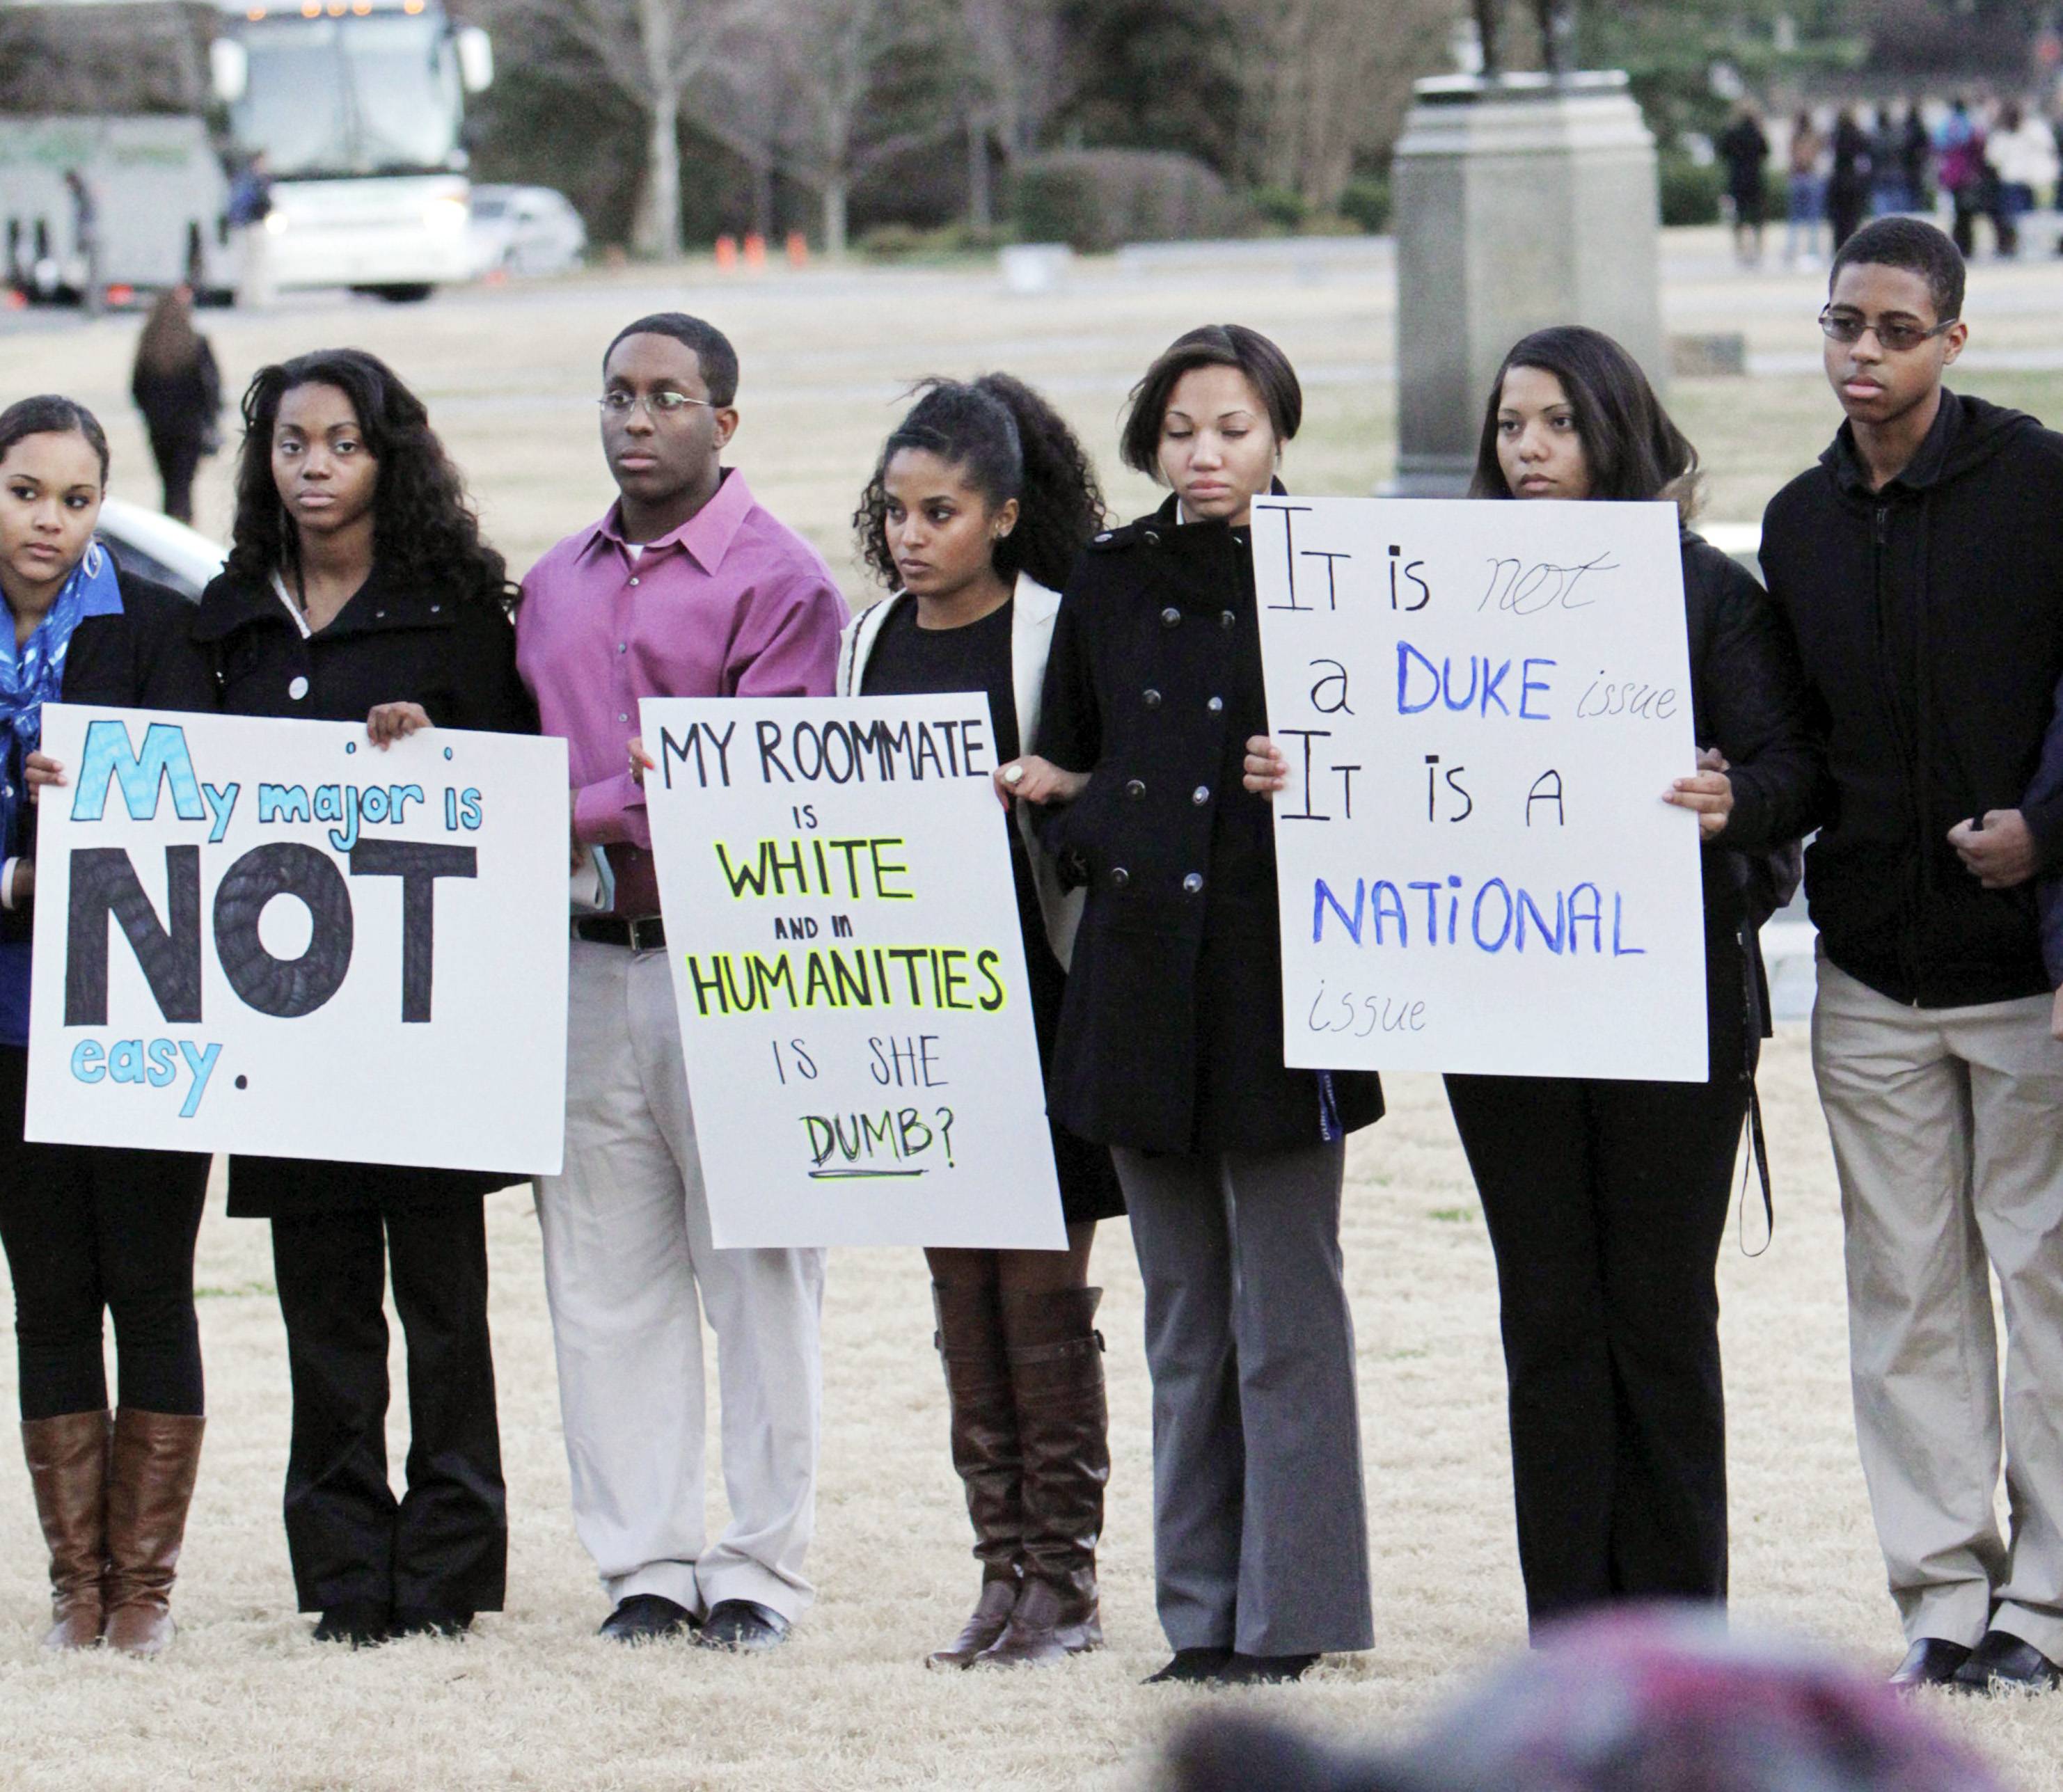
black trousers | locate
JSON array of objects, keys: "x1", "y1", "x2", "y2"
[
  {"x1": 270, "y1": 1203, "x2": 506, "y2": 1617},
  {"x1": 1444, "y1": 937, "x2": 1750, "y2": 1628},
  {"x1": 148, "y1": 429, "x2": 204, "y2": 525},
  {"x1": 0, "y1": 1047, "x2": 207, "y2": 1420}
]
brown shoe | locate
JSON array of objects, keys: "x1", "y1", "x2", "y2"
[
  {"x1": 975, "y1": 1287, "x2": 1107, "y2": 1668},
  {"x1": 21, "y1": 1411, "x2": 111, "y2": 1650},
  {"x1": 924, "y1": 1282, "x2": 1025, "y2": 1669},
  {"x1": 101, "y1": 1409, "x2": 205, "y2": 1658}
]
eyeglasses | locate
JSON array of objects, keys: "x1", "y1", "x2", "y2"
[
  {"x1": 597, "y1": 390, "x2": 715, "y2": 418},
  {"x1": 1818, "y1": 307, "x2": 1960, "y2": 353}
]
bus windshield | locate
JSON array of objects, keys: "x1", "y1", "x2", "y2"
[{"x1": 232, "y1": 13, "x2": 464, "y2": 177}]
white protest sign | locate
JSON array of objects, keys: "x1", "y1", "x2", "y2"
[
  {"x1": 1252, "y1": 496, "x2": 1707, "y2": 1080},
  {"x1": 27, "y1": 705, "x2": 569, "y2": 1173},
  {"x1": 640, "y1": 694, "x2": 1066, "y2": 1250}
]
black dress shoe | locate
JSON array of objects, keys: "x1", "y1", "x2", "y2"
[
  {"x1": 312, "y1": 1603, "x2": 390, "y2": 1647},
  {"x1": 1888, "y1": 1638, "x2": 1972, "y2": 1688},
  {"x1": 392, "y1": 1608, "x2": 473, "y2": 1640},
  {"x1": 1221, "y1": 1651, "x2": 1320, "y2": 1684},
  {"x1": 1144, "y1": 1646, "x2": 1234, "y2": 1685},
  {"x1": 1952, "y1": 1628, "x2": 2063, "y2": 1693},
  {"x1": 699, "y1": 1599, "x2": 790, "y2": 1651},
  {"x1": 598, "y1": 1594, "x2": 695, "y2": 1643}
]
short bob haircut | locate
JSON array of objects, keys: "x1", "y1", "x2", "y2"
[
  {"x1": 603, "y1": 312, "x2": 741, "y2": 408},
  {"x1": 1470, "y1": 326, "x2": 1700, "y2": 514},
  {"x1": 1829, "y1": 215, "x2": 1965, "y2": 323},
  {"x1": 1119, "y1": 324, "x2": 1302, "y2": 477}
]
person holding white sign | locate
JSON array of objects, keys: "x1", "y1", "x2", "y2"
[
  {"x1": 1004, "y1": 326, "x2": 1384, "y2": 1686},
  {"x1": 841, "y1": 374, "x2": 1125, "y2": 1670},
  {"x1": 0, "y1": 396, "x2": 215, "y2": 1656},
  {"x1": 193, "y1": 350, "x2": 536, "y2": 1647},
  {"x1": 1246, "y1": 328, "x2": 1820, "y2": 1634},
  {"x1": 520, "y1": 314, "x2": 848, "y2": 1652}
]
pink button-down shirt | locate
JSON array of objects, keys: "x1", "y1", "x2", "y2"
[{"x1": 516, "y1": 467, "x2": 848, "y2": 916}]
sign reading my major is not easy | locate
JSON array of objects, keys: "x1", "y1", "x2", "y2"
[
  {"x1": 1253, "y1": 497, "x2": 1709, "y2": 1081},
  {"x1": 639, "y1": 694, "x2": 1065, "y2": 1250},
  {"x1": 26, "y1": 705, "x2": 571, "y2": 1174}
]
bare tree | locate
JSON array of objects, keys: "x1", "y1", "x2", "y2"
[
  {"x1": 959, "y1": 0, "x2": 1074, "y2": 227},
  {"x1": 500, "y1": 0, "x2": 767, "y2": 258}
]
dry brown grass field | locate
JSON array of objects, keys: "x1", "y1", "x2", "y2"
[{"x1": 1, "y1": 230, "x2": 2062, "y2": 1787}]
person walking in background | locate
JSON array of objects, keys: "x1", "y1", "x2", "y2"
[
  {"x1": 840, "y1": 375, "x2": 1125, "y2": 1672},
  {"x1": 63, "y1": 171, "x2": 100, "y2": 317},
  {"x1": 227, "y1": 150, "x2": 275, "y2": 310},
  {"x1": 1869, "y1": 105, "x2": 1909, "y2": 215},
  {"x1": 129, "y1": 286, "x2": 221, "y2": 524},
  {"x1": 1004, "y1": 324, "x2": 1384, "y2": 1687},
  {"x1": 1829, "y1": 108, "x2": 1875, "y2": 251},
  {"x1": 1758, "y1": 217, "x2": 2063, "y2": 1695},
  {"x1": 1719, "y1": 106, "x2": 1771, "y2": 267},
  {"x1": 1935, "y1": 97, "x2": 1990, "y2": 255},
  {"x1": 519, "y1": 313, "x2": 846, "y2": 1651},
  {"x1": 1786, "y1": 110, "x2": 1828, "y2": 267},
  {"x1": 193, "y1": 349, "x2": 534, "y2": 1647},
  {"x1": 1989, "y1": 101, "x2": 2055, "y2": 256},
  {"x1": 0, "y1": 396, "x2": 214, "y2": 1656},
  {"x1": 1434, "y1": 327, "x2": 1821, "y2": 1633}
]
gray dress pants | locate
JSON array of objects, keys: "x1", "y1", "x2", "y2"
[{"x1": 1114, "y1": 1139, "x2": 1374, "y2": 1656}]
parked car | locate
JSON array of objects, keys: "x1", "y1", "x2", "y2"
[
  {"x1": 96, "y1": 495, "x2": 226, "y2": 601},
  {"x1": 468, "y1": 184, "x2": 586, "y2": 278}
]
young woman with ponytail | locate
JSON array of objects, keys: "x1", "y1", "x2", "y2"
[{"x1": 841, "y1": 374, "x2": 1125, "y2": 1671}]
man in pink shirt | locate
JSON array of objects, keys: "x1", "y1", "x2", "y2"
[{"x1": 516, "y1": 313, "x2": 848, "y2": 1649}]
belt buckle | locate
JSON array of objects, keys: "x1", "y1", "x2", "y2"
[{"x1": 631, "y1": 916, "x2": 663, "y2": 952}]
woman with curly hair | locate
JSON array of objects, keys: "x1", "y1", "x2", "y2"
[
  {"x1": 838, "y1": 374, "x2": 1124, "y2": 1670},
  {"x1": 192, "y1": 348, "x2": 535, "y2": 1646}
]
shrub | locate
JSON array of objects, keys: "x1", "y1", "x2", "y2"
[
  {"x1": 1658, "y1": 150, "x2": 1724, "y2": 226},
  {"x1": 1338, "y1": 175, "x2": 1391, "y2": 234},
  {"x1": 1010, "y1": 150, "x2": 1240, "y2": 253},
  {"x1": 1249, "y1": 184, "x2": 1310, "y2": 231}
]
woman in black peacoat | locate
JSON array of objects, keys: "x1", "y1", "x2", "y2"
[
  {"x1": 192, "y1": 349, "x2": 534, "y2": 1647},
  {"x1": 1004, "y1": 326, "x2": 1381, "y2": 1686}
]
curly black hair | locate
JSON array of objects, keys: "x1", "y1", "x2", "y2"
[
  {"x1": 224, "y1": 348, "x2": 514, "y2": 610},
  {"x1": 853, "y1": 373, "x2": 1105, "y2": 594}
]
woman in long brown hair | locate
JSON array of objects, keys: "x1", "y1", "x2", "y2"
[{"x1": 128, "y1": 285, "x2": 221, "y2": 523}]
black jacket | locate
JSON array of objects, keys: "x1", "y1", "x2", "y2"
[
  {"x1": 131, "y1": 340, "x2": 221, "y2": 446},
  {"x1": 191, "y1": 562, "x2": 537, "y2": 1215},
  {"x1": 1677, "y1": 531, "x2": 1825, "y2": 1041},
  {"x1": 2, "y1": 571, "x2": 212, "y2": 940},
  {"x1": 1759, "y1": 390, "x2": 2063, "y2": 1007},
  {"x1": 1035, "y1": 496, "x2": 1384, "y2": 1156}
]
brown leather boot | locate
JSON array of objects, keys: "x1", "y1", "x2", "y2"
[
  {"x1": 101, "y1": 1409, "x2": 205, "y2": 1658},
  {"x1": 21, "y1": 1411, "x2": 111, "y2": 1650},
  {"x1": 924, "y1": 1282, "x2": 1025, "y2": 1669},
  {"x1": 975, "y1": 1287, "x2": 1107, "y2": 1668}
]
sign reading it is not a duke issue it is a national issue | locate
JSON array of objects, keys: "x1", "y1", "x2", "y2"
[
  {"x1": 1252, "y1": 496, "x2": 1708, "y2": 1081},
  {"x1": 27, "y1": 705, "x2": 571, "y2": 1174},
  {"x1": 640, "y1": 694, "x2": 1065, "y2": 1251}
]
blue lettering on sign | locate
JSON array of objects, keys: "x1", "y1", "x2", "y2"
[
  {"x1": 1306, "y1": 875, "x2": 1638, "y2": 960},
  {"x1": 1396, "y1": 643, "x2": 1521, "y2": 720},
  {"x1": 70, "y1": 720, "x2": 205, "y2": 823},
  {"x1": 69, "y1": 1037, "x2": 223, "y2": 1118}
]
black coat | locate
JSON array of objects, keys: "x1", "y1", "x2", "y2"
[
  {"x1": 131, "y1": 340, "x2": 221, "y2": 447},
  {"x1": 191, "y1": 562, "x2": 537, "y2": 1216},
  {"x1": 1759, "y1": 390, "x2": 2063, "y2": 1007},
  {"x1": 1678, "y1": 531, "x2": 1825, "y2": 1042},
  {"x1": 1035, "y1": 496, "x2": 1384, "y2": 1156}
]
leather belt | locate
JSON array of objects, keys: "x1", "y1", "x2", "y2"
[{"x1": 572, "y1": 914, "x2": 667, "y2": 951}]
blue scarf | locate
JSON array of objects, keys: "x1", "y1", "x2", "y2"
[{"x1": 0, "y1": 538, "x2": 123, "y2": 858}]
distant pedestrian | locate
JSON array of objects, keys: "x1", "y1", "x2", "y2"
[
  {"x1": 1828, "y1": 109, "x2": 1874, "y2": 250},
  {"x1": 63, "y1": 171, "x2": 99, "y2": 318},
  {"x1": 1787, "y1": 110, "x2": 1827, "y2": 265},
  {"x1": 1899, "y1": 101, "x2": 1935, "y2": 209},
  {"x1": 1936, "y1": 97, "x2": 1989, "y2": 256},
  {"x1": 1989, "y1": 102, "x2": 2055, "y2": 256},
  {"x1": 227, "y1": 151, "x2": 275, "y2": 309},
  {"x1": 1720, "y1": 106, "x2": 1771, "y2": 265},
  {"x1": 128, "y1": 286, "x2": 220, "y2": 524}
]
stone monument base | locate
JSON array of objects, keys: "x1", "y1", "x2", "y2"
[{"x1": 1389, "y1": 71, "x2": 1663, "y2": 497}]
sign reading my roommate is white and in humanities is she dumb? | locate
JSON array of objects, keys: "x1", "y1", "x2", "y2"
[
  {"x1": 1252, "y1": 496, "x2": 1709, "y2": 1081},
  {"x1": 640, "y1": 693, "x2": 1066, "y2": 1251},
  {"x1": 26, "y1": 705, "x2": 571, "y2": 1175}
]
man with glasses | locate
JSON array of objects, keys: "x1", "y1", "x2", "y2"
[
  {"x1": 1761, "y1": 217, "x2": 2063, "y2": 1694},
  {"x1": 515, "y1": 312, "x2": 848, "y2": 1649}
]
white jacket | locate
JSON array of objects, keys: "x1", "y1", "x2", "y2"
[
  {"x1": 837, "y1": 573, "x2": 1083, "y2": 970},
  {"x1": 1992, "y1": 118, "x2": 2060, "y2": 189}
]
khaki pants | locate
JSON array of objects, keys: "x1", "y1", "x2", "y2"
[
  {"x1": 1813, "y1": 955, "x2": 2063, "y2": 1656},
  {"x1": 536, "y1": 940, "x2": 825, "y2": 1621}
]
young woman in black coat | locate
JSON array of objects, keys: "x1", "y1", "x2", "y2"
[
  {"x1": 0, "y1": 395, "x2": 214, "y2": 1656},
  {"x1": 191, "y1": 349, "x2": 535, "y2": 1647},
  {"x1": 841, "y1": 375, "x2": 1125, "y2": 1671},
  {"x1": 129, "y1": 285, "x2": 221, "y2": 525},
  {"x1": 1312, "y1": 326, "x2": 1816, "y2": 1630},
  {"x1": 1002, "y1": 326, "x2": 1384, "y2": 1686}
]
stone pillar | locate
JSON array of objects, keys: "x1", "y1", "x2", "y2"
[{"x1": 1391, "y1": 71, "x2": 1663, "y2": 496}]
